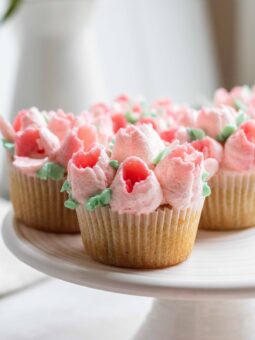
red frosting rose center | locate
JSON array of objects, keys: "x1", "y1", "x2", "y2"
[
  {"x1": 111, "y1": 113, "x2": 127, "y2": 133},
  {"x1": 15, "y1": 128, "x2": 45, "y2": 157},
  {"x1": 73, "y1": 147, "x2": 100, "y2": 169},
  {"x1": 160, "y1": 127, "x2": 178, "y2": 143},
  {"x1": 123, "y1": 159, "x2": 149, "y2": 193},
  {"x1": 241, "y1": 121, "x2": 255, "y2": 143}
]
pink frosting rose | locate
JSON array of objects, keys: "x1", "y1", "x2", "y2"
[
  {"x1": 38, "y1": 127, "x2": 60, "y2": 157},
  {"x1": 15, "y1": 128, "x2": 46, "y2": 158},
  {"x1": 79, "y1": 110, "x2": 114, "y2": 148},
  {"x1": 214, "y1": 86, "x2": 254, "y2": 108},
  {"x1": 160, "y1": 126, "x2": 189, "y2": 144},
  {"x1": 15, "y1": 127, "x2": 61, "y2": 159},
  {"x1": 223, "y1": 120, "x2": 255, "y2": 171},
  {"x1": 155, "y1": 144, "x2": 204, "y2": 209},
  {"x1": 54, "y1": 131, "x2": 83, "y2": 168},
  {"x1": 169, "y1": 105, "x2": 198, "y2": 127},
  {"x1": 48, "y1": 110, "x2": 77, "y2": 142},
  {"x1": 191, "y1": 137, "x2": 223, "y2": 163},
  {"x1": 111, "y1": 124, "x2": 165, "y2": 165},
  {"x1": 191, "y1": 137, "x2": 223, "y2": 177},
  {"x1": 13, "y1": 107, "x2": 46, "y2": 132},
  {"x1": 197, "y1": 106, "x2": 237, "y2": 138},
  {"x1": 68, "y1": 144, "x2": 114, "y2": 204},
  {"x1": 110, "y1": 156, "x2": 163, "y2": 214}
]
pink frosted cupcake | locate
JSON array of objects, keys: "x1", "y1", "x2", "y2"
[
  {"x1": 0, "y1": 108, "x2": 98, "y2": 233},
  {"x1": 193, "y1": 106, "x2": 255, "y2": 230},
  {"x1": 65, "y1": 126, "x2": 213, "y2": 268}
]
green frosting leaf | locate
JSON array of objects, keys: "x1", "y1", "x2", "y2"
[
  {"x1": 203, "y1": 182, "x2": 211, "y2": 197},
  {"x1": 125, "y1": 111, "x2": 138, "y2": 124},
  {"x1": 85, "y1": 188, "x2": 112, "y2": 211},
  {"x1": 216, "y1": 125, "x2": 236, "y2": 142},
  {"x1": 1, "y1": 139, "x2": 15, "y2": 155},
  {"x1": 234, "y1": 98, "x2": 247, "y2": 111},
  {"x1": 152, "y1": 147, "x2": 170, "y2": 165},
  {"x1": 109, "y1": 138, "x2": 115, "y2": 151},
  {"x1": 202, "y1": 171, "x2": 209, "y2": 182},
  {"x1": 36, "y1": 162, "x2": 65, "y2": 181},
  {"x1": 109, "y1": 160, "x2": 119, "y2": 169},
  {"x1": 188, "y1": 128, "x2": 206, "y2": 141},
  {"x1": 61, "y1": 180, "x2": 71, "y2": 193},
  {"x1": 235, "y1": 111, "x2": 250, "y2": 126},
  {"x1": 64, "y1": 198, "x2": 79, "y2": 210}
]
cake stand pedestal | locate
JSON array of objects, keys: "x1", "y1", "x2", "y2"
[{"x1": 3, "y1": 209, "x2": 255, "y2": 340}]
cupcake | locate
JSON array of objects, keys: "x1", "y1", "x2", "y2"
[
  {"x1": 193, "y1": 105, "x2": 255, "y2": 230},
  {"x1": 0, "y1": 108, "x2": 97, "y2": 233},
  {"x1": 65, "y1": 127, "x2": 212, "y2": 268}
]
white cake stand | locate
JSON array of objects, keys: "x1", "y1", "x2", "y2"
[{"x1": 3, "y1": 209, "x2": 255, "y2": 340}]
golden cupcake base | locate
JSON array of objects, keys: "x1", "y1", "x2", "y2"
[
  {"x1": 9, "y1": 165, "x2": 79, "y2": 233},
  {"x1": 77, "y1": 201, "x2": 204, "y2": 269}
]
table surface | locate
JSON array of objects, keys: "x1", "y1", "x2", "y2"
[{"x1": 0, "y1": 203, "x2": 152, "y2": 340}]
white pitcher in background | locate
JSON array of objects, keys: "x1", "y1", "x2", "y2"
[{"x1": 0, "y1": 0, "x2": 105, "y2": 197}]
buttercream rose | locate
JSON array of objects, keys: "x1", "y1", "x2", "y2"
[
  {"x1": 111, "y1": 124, "x2": 165, "y2": 165},
  {"x1": 155, "y1": 144, "x2": 205, "y2": 209},
  {"x1": 110, "y1": 156, "x2": 163, "y2": 214}
]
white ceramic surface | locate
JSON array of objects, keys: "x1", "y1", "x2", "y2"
[{"x1": 3, "y1": 209, "x2": 255, "y2": 300}]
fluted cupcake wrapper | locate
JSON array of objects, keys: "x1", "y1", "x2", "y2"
[
  {"x1": 200, "y1": 170, "x2": 255, "y2": 230},
  {"x1": 76, "y1": 200, "x2": 204, "y2": 269},
  {"x1": 9, "y1": 165, "x2": 79, "y2": 233}
]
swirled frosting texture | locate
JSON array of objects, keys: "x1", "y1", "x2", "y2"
[
  {"x1": 197, "y1": 106, "x2": 237, "y2": 138},
  {"x1": 110, "y1": 156, "x2": 163, "y2": 214},
  {"x1": 223, "y1": 121, "x2": 255, "y2": 171},
  {"x1": 68, "y1": 144, "x2": 114, "y2": 204},
  {"x1": 155, "y1": 144, "x2": 204, "y2": 209},
  {"x1": 111, "y1": 124, "x2": 165, "y2": 165}
]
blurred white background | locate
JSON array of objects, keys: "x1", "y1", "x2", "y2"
[
  {"x1": 0, "y1": 0, "x2": 220, "y2": 116},
  {"x1": 1, "y1": 2, "x2": 255, "y2": 339}
]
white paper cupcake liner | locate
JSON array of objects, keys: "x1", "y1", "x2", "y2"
[
  {"x1": 9, "y1": 164, "x2": 79, "y2": 233},
  {"x1": 77, "y1": 200, "x2": 204, "y2": 269},
  {"x1": 200, "y1": 170, "x2": 255, "y2": 230}
]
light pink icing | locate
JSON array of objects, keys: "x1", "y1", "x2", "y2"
[
  {"x1": 79, "y1": 111, "x2": 114, "y2": 148},
  {"x1": 223, "y1": 120, "x2": 255, "y2": 171},
  {"x1": 191, "y1": 137, "x2": 223, "y2": 177},
  {"x1": 160, "y1": 126, "x2": 189, "y2": 144},
  {"x1": 48, "y1": 110, "x2": 76, "y2": 142},
  {"x1": 214, "y1": 86, "x2": 254, "y2": 107},
  {"x1": 13, "y1": 108, "x2": 46, "y2": 132},
  {"x1": 54, "y1": 131, "x2": 83, "y2": 168},
  {"x1": 38, "y1": 127, "x2": 60, "y2": 157},
  {"x1": 68, "y1": 144, "x2": 114, "y2": 204},
  {"x1": 110, "y1": 156, "x2": 163, "y2": 214},
  {"x1": 196, "y1": 106, "x2": 237, "y2": 138},
  {"x1": 0, "y1": 115, "x2": 15, "y2": 142},
  {"x1": 191, "y1": 137, "x2": 223, "y2": 163},
  {"x1": 170, "y1": 105, "x2": 198, "y2": 127},
  {"x1": 155, "y1": 143, "x2": 204, "y2": 209},
  {"x1": 76, "y1": 123, "x2": 98, "y2": 149},
  {"x1": 15, "y1": 128, "x2": 46, "y2": 158},
  {"x1": 13, "y1": 156, "x2": 48, "y2": 176},
  {"x1": 111, "y1": 124, "x2": 165, "y2": 165},
  {"x1": 214, "y1": 88, "x2": 234, "y2": 107}
]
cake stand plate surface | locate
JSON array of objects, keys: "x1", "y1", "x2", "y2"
[{"x1": 3, "y1": 209, "x2": 255, "y2": 340}]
